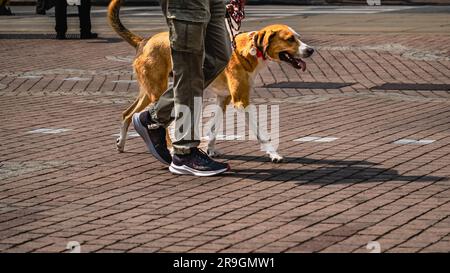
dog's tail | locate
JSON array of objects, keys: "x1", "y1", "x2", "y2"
[{"x1": 108, "y1": 0, "x2": 143, "y2": 48}]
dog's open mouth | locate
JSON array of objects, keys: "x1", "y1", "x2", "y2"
[{"x1": 279, "y1": 51, "x2": 306, "y2": 71}]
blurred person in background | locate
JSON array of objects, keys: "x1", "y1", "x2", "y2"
[
  {"x1": 55, "y1": 0, "x2": 97, "y2": 40},
  {"x1": 36, "y1": 0, "x2": 54, "y2": 15},
  {"x1": 0, "y1": 0, "x2": 13, "y2": 16},
  {"x1": 36, "y1": 0, "x2": 56, "y2": 15}
]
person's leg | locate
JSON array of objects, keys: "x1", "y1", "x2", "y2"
[
  {"x1": 0, "y1": 0, "x2": 4, "y2": 14},
  {"x1": 148, "y1": 0, "x2": 230, "y2": 136},
  {"x1": 170, "y1": 0, "x2": 230, "y2": 152},
  {"x1": 55, "y1": 0, "x2": 67, "y2": 39},
  {"x1": 203, "y1": 0, "x2": 232, "y2": 157},
  {"x1": 134, "y1": 0, "x2": 209, "y2": 164},
  {"x1": 169, "y1": 21, "x2": 208, "y2": 152},
  {"x1": 0, "y1": 0, "x2": 13, "y2": 15},
  {"x1": 134, "y1": 0, "x2": 230, "y2": 175},
  {"x1": 78, "y1": 0, "x2": 96, "y2": 38},
  {"x1": 203, "y1": 0, "x2": 232, "y2": 86},
  {"x1": 145, "y1": 0, "x2": 209, "y2": 154},
  {"x1": 36, "y1": 0, "x2": 45, "y2": 15}
]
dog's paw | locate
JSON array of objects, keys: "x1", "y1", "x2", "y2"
[
  {"x1": 233, "y1": 101, "x2": 246, "y2": 111},
  {"x1": 116, "y1": 138, "x2": 125, "y2": 153},
  {"x1": 207, "y1": 148, "x2": 223, "y2": 158},
  {"x1": 269, "y1": 153, "x2": 283, "y2": 163}
]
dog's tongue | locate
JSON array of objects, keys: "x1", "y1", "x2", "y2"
[
  {"x1": 294, "y1": 57, "x2": 306, "y2": 72},
  {"x1": 281, "y1": 52, "x2": 307, "y2": 71}
]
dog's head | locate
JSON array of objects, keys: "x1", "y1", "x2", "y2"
[{"x1": 253, "y1": 24, "x2": 314, "y2": 71}]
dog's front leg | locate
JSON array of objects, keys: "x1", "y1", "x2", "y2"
[{"x1": 247, "y1": 104, "x2": 283, "y2": 163}]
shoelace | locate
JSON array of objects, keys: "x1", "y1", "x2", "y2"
[{"x1": 191, "y1": 148, "x2": 213, "y2": 164}]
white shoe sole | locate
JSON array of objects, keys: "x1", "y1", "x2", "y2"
[{"x1": 169, "y1": 163, "x2": 228, "y2": 177}]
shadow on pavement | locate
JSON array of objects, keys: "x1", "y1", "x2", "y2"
[{"x1": 220, "y1": 154, "x2": 446, "y2": 184}]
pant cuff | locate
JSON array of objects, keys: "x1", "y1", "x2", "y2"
[
  {"x1": 173, "y1": 147, "x2": 192, "y2": 155},
  {"x1": 148, "y1": 106, "x2": 168, "y2": 129}
]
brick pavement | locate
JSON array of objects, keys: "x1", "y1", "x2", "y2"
[{"x1": 0, "y1": 8, "x2": 449, "y2": 253}]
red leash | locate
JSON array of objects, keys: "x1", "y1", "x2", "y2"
[{"x1": 226, "y1": 0, "x2": 246, "y2": 50}]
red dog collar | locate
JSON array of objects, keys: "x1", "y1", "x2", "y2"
[
  {"x1": 256, "y1": 48, "x2": 265, "y2": 60},
  {"x1": 248, "y1": 31, "x2": 266, "y2": 60}
]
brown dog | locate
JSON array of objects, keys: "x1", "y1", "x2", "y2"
[{"x1": 108, "y1": 0, "x2": 314, "y2": 162}]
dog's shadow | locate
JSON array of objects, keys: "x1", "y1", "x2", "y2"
[{"x1": 219, "y1": 154, "x2": 446, "y2": 185}]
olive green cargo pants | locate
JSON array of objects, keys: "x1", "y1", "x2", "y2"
[{"x1": 148, "y1": 0, "x2": 231, "y2": 154}]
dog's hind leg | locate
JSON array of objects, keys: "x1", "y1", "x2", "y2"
[
  {"x1": 116, "y1": 121, "x2": 130, "y2": 153},
  {"x1": 117, "y1": 96, "x2": 139, "y2": 152},
  {"x1": 207, "y1": 95, "x2": 230, "y2": 157},
  {"x1": 117, "y1": 93, "x2": 150, "y2": 152}
]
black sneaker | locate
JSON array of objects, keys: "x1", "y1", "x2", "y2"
[
  {"x1": 56, "y1": 33, "x2": 66, "y2": 40},
  {"x1": 132, "y1": 112, "x2": 172, "y2": 165},
  {"x1": 169, "y1": 148, "x2": 230, "y2": 176},
  {"x1": 80, "y1": 32, "x2": 98, "y2": 39}
]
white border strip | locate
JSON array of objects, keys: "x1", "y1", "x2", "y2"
[
  {"x1": 28, "y1": 128, "x2": 72, "y2": 134},
  {"x1": 294, "y1": 136, "x2": 339, "y2": 143}
]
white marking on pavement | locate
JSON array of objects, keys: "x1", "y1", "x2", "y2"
[
  {"x1": 394, "y1": 139, "x2": 435, "y2": 145},
  {"x1": 201, "y1": 135, "x2": 243, "y2": 141},
  {"x1": 294, "y1": 136, "x2": 339, "y2": 142},
  {"x1": 112, "y1": 80, "x2": 137, "y2": 84},
  {"x1": 415, "y1": 139, "x2": 435, "y2": 145},
  {"x1": 63, "y1": 77, "x2": 90, "y2": 81},
  {"x1": 28, "y1": 128, "x2": 72, "y2": 134},
  {"x1": 17, "y1": 75, "x2": 43, "y2": 79},
  {"x1": 105, "y1": 55, "x2": 134, "y2": 63},
  {"x1": 294, "y1": 136, "x2": 320, "y2": 142},
  {"x1": 315, "y1": 137, "x2": 339, "y2": 142},
  {"x1": 394, "y1": 139, "x2": 416, "y2": 144}
]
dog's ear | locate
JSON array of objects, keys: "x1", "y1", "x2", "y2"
[
  {"x1": 254, "y1": 30, "x2": 277, "y2": 57},
  {"x1": 253, "y1": 30, "x2": 265, "y2": 51}
]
